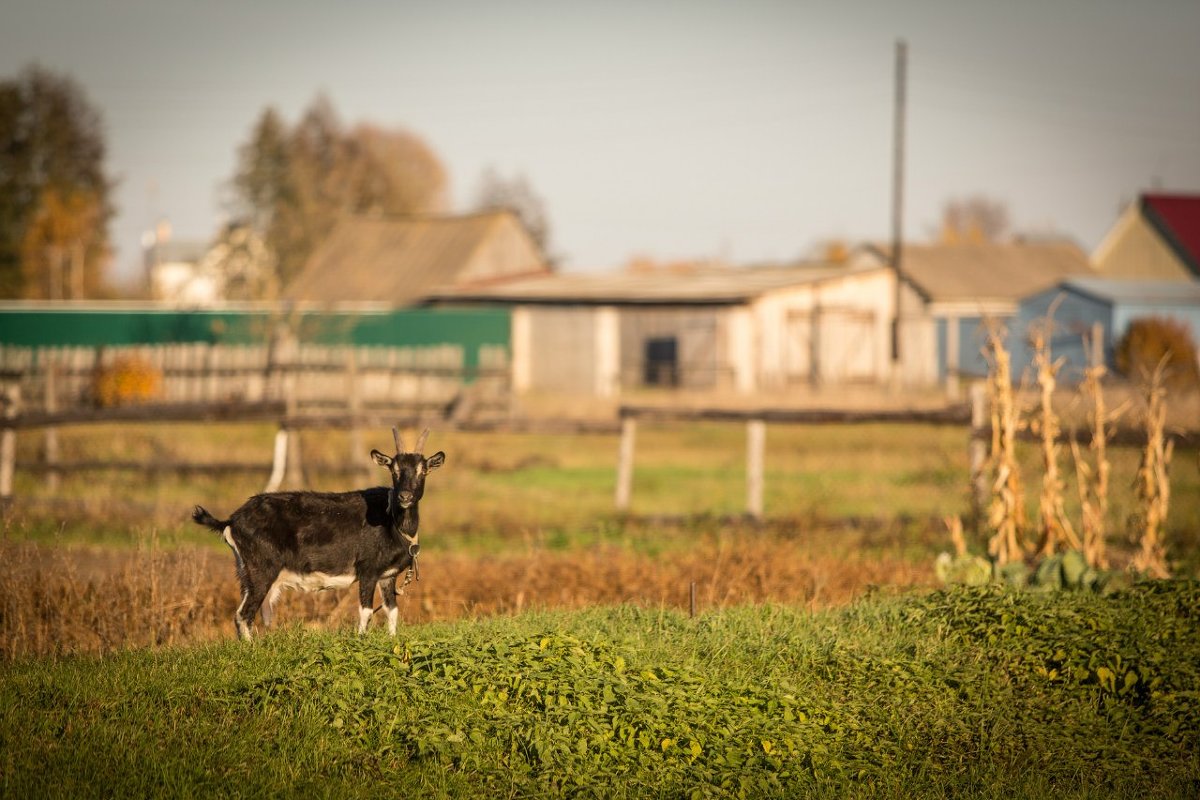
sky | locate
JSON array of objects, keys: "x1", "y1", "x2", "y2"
[{"x1": 3, "y1": 0, "x2": 1198, "y2": 287}]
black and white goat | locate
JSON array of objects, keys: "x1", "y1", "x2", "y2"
[{"x1": 192, "y1": 427, "x2": 445, "y2": 639}]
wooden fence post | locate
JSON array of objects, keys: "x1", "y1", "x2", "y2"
[
  {"x1": 1, "y1": 385, "x2": 20, "y2": 502},
  {"x1": 746, "y1": 418, "x2": 765, "y2": 521},
  {"x1": 44, "y1": 359, "x2": 60, "y2": 493},
  {"x1": 281, "y1": 371, "x2": 305, "y2": 489},
  {"x1": 346, "y1": 349, "x2": 370, "y2": 482},
  {"x1": 968, "y1": 381, "x2": 989, "y2": 520},
  {"x1": 615, "y1": 415, "x2": 636, "y2": 512}
]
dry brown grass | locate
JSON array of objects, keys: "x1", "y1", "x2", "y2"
[{"x1": 0, "y1": 530, "x2": 933, "y2": 661}]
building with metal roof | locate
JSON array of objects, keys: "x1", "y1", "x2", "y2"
[
  {"x1": 1016, "y1": 277, "x2": 1200, "y2": 382},
  {"x1": 429, "y1": 261, "x2": 897, "y2": 395},
  {"x1": 283, "y1": 209, "x2": 548, "y2": 307},
  {"x1": 856, "y1": 242, "x2": 1095, "y2": 387}
]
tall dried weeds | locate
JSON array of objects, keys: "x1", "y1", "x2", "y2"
[{"x1": 0, "y1": 531, "x2": 934, "y2": 661}]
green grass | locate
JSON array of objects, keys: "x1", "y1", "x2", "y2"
[{"x1": 4, "y1": 583, "x2": 1198, "y2": 798}]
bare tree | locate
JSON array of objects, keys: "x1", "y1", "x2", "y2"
[
  {"x1": 231, "y1": 95, "x2": 449, "y2": 290},
  {"x1": 940, "y1": 195, "x2": 1010, "y2": 244},
  {"x1": 474, "y1": 167, "x2": 552, "y2": 259}
]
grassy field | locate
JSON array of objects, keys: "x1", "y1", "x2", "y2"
[
  {"x1": 2, "y1": 418, "x2": 1198, "y2": 660},
  {"x1": 2, "y1": 413, "x2": 1199, "y2": 796},
  {"x1": 2, "y1": 582, "x2": 1198, "y2": 798}
]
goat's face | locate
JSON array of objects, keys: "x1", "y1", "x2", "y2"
[{"x1": 371, "y1": 449, "x2": 445, "y2": 509}]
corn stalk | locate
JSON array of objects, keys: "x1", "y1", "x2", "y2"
[
  {"x1": 1069, "y1": 326, "x2": 1121, "y2": 570},
  {"x1": 982, "y1": 320, "x2": 1026, "y2": 565},
  {"x1": 1028, "y1": 309, "x2": 1080, "y2": 557},
  {"x1": 1131, "y1": 357, "x2": 1173, "y2": 578}
]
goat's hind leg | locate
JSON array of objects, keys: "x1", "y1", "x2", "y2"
[{"x1": 235, "y1": 571, "x2": 277, "y2": 641}]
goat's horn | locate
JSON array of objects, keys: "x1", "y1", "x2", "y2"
[
  {"x1": 414, "y1": 428, "x2": 431, "y2": 453},
  {"x1": 393, "y1": 426, "x2": 405, "y2": 454}
]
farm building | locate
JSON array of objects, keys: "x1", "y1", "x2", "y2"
[
  {"x1": 857, "y1": 242, "x2": 1096, "y2": 387},
  {"x1": 144, "y1": 236, "x2": 213, "y2": 305},
  {"x1": 1015, "y1": 277, "x2": 1200, "y2": 382},
  {"x1": 283, "y1": 209, "x2": 549, "y2": 307},
  {"x1": 426, "y1": 262, "x2": 897, "y2": 395},
  {"x1": 1091, "y1": 193, "x2": 1200, "y2": 282}
]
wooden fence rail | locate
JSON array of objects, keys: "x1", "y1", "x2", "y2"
[{"x1": 613, "y1": 389, "x2": 1198, "y2": 521}]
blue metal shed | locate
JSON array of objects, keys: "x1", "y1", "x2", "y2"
[{"x1": 1016, "y1": 278, "x2": 1200, "y2": 382}]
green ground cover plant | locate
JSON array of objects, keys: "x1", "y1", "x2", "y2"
[{"x1": 3, "y1": 582, "x2": 1197, "y2": 798}]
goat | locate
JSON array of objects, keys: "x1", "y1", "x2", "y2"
[{"x1": 192, "y1": 427, "x2": 445, "y2": 639}]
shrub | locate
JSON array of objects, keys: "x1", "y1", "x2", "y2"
[
  {"x1": 92, "y1": 354, "x2": 162, "y2": 406},
  {"x1": 1115, "y1": 316, "x2": 1200, "y2": 389}
]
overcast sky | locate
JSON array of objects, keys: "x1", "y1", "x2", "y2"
[{"x1": 3, "y1": 0, "x2": 1198, "y2": 285}]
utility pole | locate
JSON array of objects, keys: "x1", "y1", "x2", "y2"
[{"x1": 891, "y1": 38, "x2": 907, "y2": 372}]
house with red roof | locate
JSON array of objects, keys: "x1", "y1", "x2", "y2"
[{"x1": 1092, "y1": 193, "x2": 1200, "y2": 281}]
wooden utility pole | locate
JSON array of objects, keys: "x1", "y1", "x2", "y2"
[{"x1": 891, "y1": 39, "x2": 908, "y2": 371}]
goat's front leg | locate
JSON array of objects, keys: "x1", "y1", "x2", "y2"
[
  {"x1": 378, "y1": 575, "x2": 399, "y2": 635},
  {"x1": 357, "y1": 579, "x2": 375, "y2": 634}
]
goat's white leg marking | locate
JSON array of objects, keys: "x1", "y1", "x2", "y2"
[
  {"x1": 222, "y1": 526, "x2": 240, "y2": 557},
  {"x1": 387, "y1": 605, "x2": 399, "y2": 635},
  {"x1": 358, "y1": 605, "x2": 373, "y2": 634}
]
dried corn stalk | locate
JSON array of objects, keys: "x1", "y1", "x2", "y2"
[
  {"x1": 1028, "y1": 310, "x2": 1080, "y2": 557},
  {"x1": 1131, "y1": 357, "x2": 1173, "y2": 578},
  {"x1": 944, "y1": 514, "x2": 967, "y2": 558},
  {"x1": 1069, "y1": 326, "x2": 1120, "y2": 570},
  {"x1": 982, "y1": 320, "x2": 1026, "y2": 565}
]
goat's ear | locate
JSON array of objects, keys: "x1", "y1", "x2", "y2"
[
  {"x1": 371, "y1": 449, "x2": 393, "y2": 467},
  {"x1": 425, "y1": 451, "x2": 445, "y2": 471}
]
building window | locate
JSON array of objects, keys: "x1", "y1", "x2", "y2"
[{"x1": 644, "y1": 336, "x2": 679, "y2": 387}]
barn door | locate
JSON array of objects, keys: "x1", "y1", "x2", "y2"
[
  {"x1": 818, "y1": 308, "x2": 877, "y2": 383},
  {"x1": 784, "y1": 311, "x2": 814, "y2": 384}
]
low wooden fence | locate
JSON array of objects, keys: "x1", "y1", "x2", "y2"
[
  {"x1": 0, "y1": 342, "x2": 510, "y2": 411},
  {"x1": 614, "y1": 401, "x2": 976, "y2": 520},
  {"x1": 0, "y1": 340, "x2": 512, "y2": 500},
  {"x1": 614, "y1": 385, "x2": 1198, "y2": 521}
]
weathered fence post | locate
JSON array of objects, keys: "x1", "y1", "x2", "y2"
[
  {"x1": 44, "y1": 358, "x2": 60, "y2": 493},
  {"x1": 615, "y1": 414, "x2": 636, "y2": 512},
  {"x1": 1, "y1": 385, "x2": 20, "y2": 502},
  {"x1": 281, "y1": 371, "x2": 305, "y2": 489},
  {"x1": 968, "y1": 381, "x2": 989, "y2": 520},
  {"x1": 346, "y1": 348, "x2": 370, "y2": 482},
  {"x1": 263, "y1": 428, "x2": 289, "y2": 493},
  {"x1": 746, "y1": 418, "x2": 765, "y2": 521}
]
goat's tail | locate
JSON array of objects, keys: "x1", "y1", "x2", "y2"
[{"x1": 192, "y1": 505, "x2": 228, "y2": 532}]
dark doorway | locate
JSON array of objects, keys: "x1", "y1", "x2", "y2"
[{"x1": 643, "y1": 336, "x2": 679, "y2": 386}]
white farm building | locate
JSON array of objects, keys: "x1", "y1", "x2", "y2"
[{"x1": 428, "y1": 262, "x2": 897, "y2": 396}]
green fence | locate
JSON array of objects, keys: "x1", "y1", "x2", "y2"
[{"x1": 0, "y1": 306, "x2": 510, "y2": 371}]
